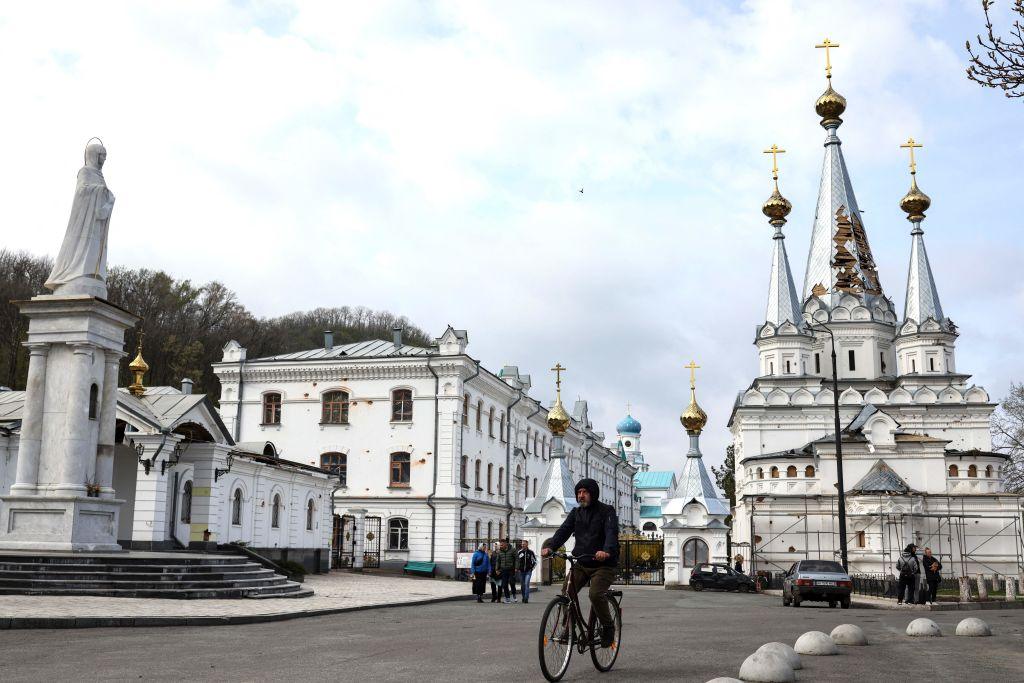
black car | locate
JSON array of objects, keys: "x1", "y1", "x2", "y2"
[
  {"x1": 689, "y1": 563, "x2": 756, "y2": 592},
  {"x1": 781, "y1": 560, "x2": 852, "y2": 608}
]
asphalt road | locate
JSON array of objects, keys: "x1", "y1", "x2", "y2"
[{"x1": 1, "y1": 587, "x2": 1023, "y2": 682}]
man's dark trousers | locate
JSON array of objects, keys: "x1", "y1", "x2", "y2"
[
  {"x1": 897, "y1": 575, "x2": 915, "y2": 603},
  {"x1": 927, "y1": 577, "x2": 940, "y2": 602},
  {"x1": 570, "y1": 564, "x2": 615, "y2": 625}
]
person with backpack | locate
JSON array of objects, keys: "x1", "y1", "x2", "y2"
[
  {"x1": 896, "y1": 543, "x2": 920, "y2": 605},
  {"x1": 470, "y1": 543, "x2": 491, "y2": 603},
  {"x1": 516, "y1": 539, "x2": 538, "y2": 604}
]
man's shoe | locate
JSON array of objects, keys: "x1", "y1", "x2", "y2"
[
  {"x1": 513, "y1": 598, "x2": 519, "y2": 603},
  {"x1": 600, "y1": 623, "x2": 615, "y2": 648},
  {"x1": 477, "y1": 597, "x2": 483, "y2": 603}
]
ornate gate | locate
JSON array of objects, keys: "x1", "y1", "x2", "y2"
[
  {"x1": 615, "y1": 538, "x2": 664, "y2": 585},
  {"x1": 364, "y1": 516, "x2": 381, "y2": 568},
  {"x1": 331, "y1": 515, "x2": 382, "y2": 569}
]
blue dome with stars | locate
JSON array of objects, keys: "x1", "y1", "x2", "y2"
[{"x1": 616, "y1": 414, "x2": 642, "y2": 436}]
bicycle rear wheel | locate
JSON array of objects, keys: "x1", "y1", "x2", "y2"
[
  {"x1": 588, "y1": 596, "x2": 622, "y2": 673},
  {"x1": 539, "y1": 597, "x2": 574, "y2": 682}
]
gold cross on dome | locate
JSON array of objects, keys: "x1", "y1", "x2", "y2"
[
  {"x1": 551, "y1": 363, "x2": 566, "y2": 393},
  {"x1": 815, "y1": 38, "x2": 840, "y2": 79},
  {"x1": 763, "y1": 144, "x2": 786, "y2": 183},
  {"x1": 900, "y1": 137, "x2": 923, "y2": 175},
  {"x1": 684, "y1": 360, "x2": 700, "y2": 389}
]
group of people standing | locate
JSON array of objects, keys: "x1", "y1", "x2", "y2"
[
  {"x1": 470, "y1": 539, "x2": 538, "y2": 604},
  {"x1": 896, "y1": 543, "x2": 943, "y2": 605}
]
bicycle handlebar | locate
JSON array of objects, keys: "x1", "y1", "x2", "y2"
[{"x1": 547, "y1": 551, "x2": 595, "y2": 562}]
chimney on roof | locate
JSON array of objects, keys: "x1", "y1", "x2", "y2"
[
  {"x1": 392, "y1": 325, "x2": 403, "y2": 348},
  {"x1": 181, "y1": 378, "x2": 193, "y2": 395},
  {"x1": 324, "y1": 330, "x2": 334, "y2": 351}
]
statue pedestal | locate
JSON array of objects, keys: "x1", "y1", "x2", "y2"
[
  {"x1": 0, "y1": 495, "x2": 125, "y2": 551},
  {"x1": 0, "y1": 294, "x2": 138, "y2": 551}
]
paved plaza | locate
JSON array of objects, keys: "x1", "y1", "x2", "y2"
[
  {"x1": 1, "y1": 587, "x2": 1022, "y2": 681},
  {"x1": 0, "y1": 571, "x2": 469, "y2": 627}
]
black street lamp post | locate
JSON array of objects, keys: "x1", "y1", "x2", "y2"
[{"x1": 813, "y1": 322, "x2": 849, "y2": 571}]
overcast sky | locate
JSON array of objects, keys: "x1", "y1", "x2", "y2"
[{"x1": 2, "y1": 1, "x2": 1023, "y2": 474}]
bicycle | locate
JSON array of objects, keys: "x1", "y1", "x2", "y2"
[{"x1": 538, "y1": 552, "x2": 623, "y2": 682}]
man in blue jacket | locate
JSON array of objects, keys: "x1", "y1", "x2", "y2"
[
  {"x1": 470, "y1": 543, "x2": 490, "y2": 603},
  {"x1": 541, "y1": 478, "x2": 619, "y2": 647}
]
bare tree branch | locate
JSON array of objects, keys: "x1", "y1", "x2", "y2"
[{"x1": 966, "y1": 0, "x2": 1024, "y2": 97}]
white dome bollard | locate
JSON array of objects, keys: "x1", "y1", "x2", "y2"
[
  {"x1": 830, "y1": 623, "x2": 868, "y2": 645},
  {"x1": 906, "y1": 618, "x2": 942, "y2": 637},
  {"x1": 793, "y1": 631, "x2": 838, "y2": 655},
  {"x1": 756, "y1": 642, "x2": 802, "y2": 670},
  {"x1": 738, "y1": 650, "x2": 795, "y2": 683},
  {"x1": 705, "y1": 678, "x2": 744, "y2": 683},
  {"x1": 955, "y1": 617, "x2": 992, "y2": 637}
]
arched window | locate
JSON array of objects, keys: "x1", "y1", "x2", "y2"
[
  {"x1": 474, "y1": 459, "x2": 481, "y2": 489},
  {"x1": 533, "y1": 477, "x2": 538, "y2": 497},
  {"x1": 390, "y1": 452, "x2": 411, "y2": 486},
  {"x1": 460, "y1": 518, "x2": 467, "y2": 540},
  {"x1": 642, "y1": 522, "x2": 657, "y2": 532},
  {"x1": 948, "y1": 464, "x2": 959, "y2": 477},
  {"x1": 526, "y1": 428, "x2": 532, "y2": 454},
  {"x1": 462, "y1": 394, "x2": 470, "y2": 425},
  {"x1": 533, "y1": 432, "x2": 538, "y2": 456},
  {"x1": 805, "y1": 465, "x2": 815, "y2": 478},
  {"x1": 486, "y1": 521, "x2": 493, "y2": 542},
  {"x1": 487, "y1": 463, "x2": 493, "y2": 493},
  {"x1": 474, "y1": 520, "x2": 481, "y2": 538},
  {"x1": 786, "y1": 466, "x2": 798, "y2": 478},
  {"x1": 683, "y1": 538, "x2": 709, "y2": 567},
  {"x1": 321, "y1": 390, "x2": 349, "y2": 424},
  {"x1": 757, "y1": 467, "x2": 764, "y2": 480},
  {"x1": 262, "y1": 393, "x2": 282, "y2": 425},
  {"x1": 498, "y1": 522, "x2": 504, "y2": 540},
  {"x1": 488, "y1": 407, "x2": 495, "y2": 437},
  {"x1": 498, "y1": 467, "x2": 504, "y2": 495},
  {"x1": 88, "y1": 384, "x2": 99, "y2": 419},
  {"x1": 476, "y1": 400, "x2": 483, "y2": 431},
  {"x1": 770, "y1": 466, "x2": 780, "y2": 479},
  {"x1": 388, "y1": 518, "x2": 408, "y2": 550},
  {"x1": 306, "y1": 499, "x2": 315, "y2": 530},
  {"x1": 231, "y1": 488, "x2": 243, "y2": 525},
  {"x1": 460, "y1": 455, "x2": 469, "y2": 487},
  {"x1": 985, "y1": 465, "x2": 993, "y2": 478},
  {"x1": 271, "y1": 493, "x2": 282, "y2": 528},
  {"x1": 391, "y1": 389, "x2": 413, "y2": 422},
  {"x1": 542, "y1": 436, "x2": 548, "y2": 457},
  {"x1": 968, "y1": 464, "x2": 978, "y2": 478},
  {"x1": 500, "y1": 412, "x2": 507, "y2": 442},
  {"x1": 321, "y1": 452, "x2": 347, "y2": 486},
  {"x1": 181, "y1": 481, "x2": 192, "y2": 523}
]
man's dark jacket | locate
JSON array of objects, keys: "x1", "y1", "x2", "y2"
[
  {"x1": 922, "y1": 555, "x2": 942, "y2": 578},
  {"x1": 543, "y1": 478, "x2": 619, "y2": 568}
]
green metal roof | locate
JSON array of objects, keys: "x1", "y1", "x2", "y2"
[
  {"x1": 639, "y1": 505, "x2": 662, "y2": 518},
  {"x1": 634, "y1": 471, "x2": 674, "y2": 489}
]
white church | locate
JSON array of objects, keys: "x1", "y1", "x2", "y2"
[{"x1": 729, "y1": 69, "x2": 1023, "y2": 578}]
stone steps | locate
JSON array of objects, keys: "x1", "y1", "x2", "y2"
[{"x1": 0, "y1": 552, "x2": 312, "y2": 599}]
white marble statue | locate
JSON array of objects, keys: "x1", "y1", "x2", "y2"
[{"x1": 45, "y1": 140, "x2": 115, "y2": 298}]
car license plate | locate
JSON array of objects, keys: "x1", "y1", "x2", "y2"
[{"x1": 816, "y1": 581, "x2": 837, "y2": 586}]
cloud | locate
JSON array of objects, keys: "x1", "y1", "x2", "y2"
[{"x1": 2, "y1": 0, "x2": 1021, "y2": 472}]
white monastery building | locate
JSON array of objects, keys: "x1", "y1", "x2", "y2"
[
  {"x1": 729, "y1": 70, "x2": 1023, "y2": 578},
  {"x1": 213, "y1": 326, "x2": 640, "y2": 576}
]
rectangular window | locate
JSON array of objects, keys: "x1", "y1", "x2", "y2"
[
  {"x1": 857, "y1": 530, "x2": 866, "y2": 548},
  {"x1": 262, "y1": 393, "x2": 282, "y2": 425},
  {"x1": 880, "y1": 353, "x2": 886, "y2": 374},
  {"x1": 911, "y1": 358, "x2": 917, "y2": 373},
  {"x1": 848, "y1": 349, "x2": 856, "y2": 372},
  {"x1": 392, "y1": 390, "x2": 413, "y2": 422},
  {"x1": 929, "y1": 357, "x2": 935, "y2": 371},
  {"x1": 460, "y1": 456, "x2": 469, "y2": 488},
  {"x1": 389, "y1": 452, "x2": 411, "y2": 487},
  {"x1": 814, "y1": 353, "x2": 821, "y2": 374},
  {"x1": 487, "y1": 463, "x2": 493, "y2": 493},
  {"x1": 785, "y1": 360, "x2": 791, "y2": 374},
  {"x1": 769, "y1": 362, "x2": 774, "y2": 375}
]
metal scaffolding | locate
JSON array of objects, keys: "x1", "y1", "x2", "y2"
[{"x1": 744, "y1": 493, "x2": 1024, "y2": 578}]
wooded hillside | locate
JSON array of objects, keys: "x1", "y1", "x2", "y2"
[{"x1": 0, "y1": 249, "x2": 432, "y2": 399}]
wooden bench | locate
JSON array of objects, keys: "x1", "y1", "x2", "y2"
[{"x1": 403, "y1": 561, "x2": 437, "y2": 577}]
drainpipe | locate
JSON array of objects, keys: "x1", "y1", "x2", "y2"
[
  {"x1": 505, "y1": 391, "x2": 531, "y2": 535},
  {"x1": 234, "y1": 357, "x2": 245, "y2": 442},
  {"x1": 613, "y1": 458, "x2": 621, "y2": 527}
]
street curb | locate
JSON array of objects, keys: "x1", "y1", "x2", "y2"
[
  {"x1": 762, "y1": 588, "x2": 1024, "y2": 611},
  {"x1": 0, "y1": 593, "x2": 479, "y2": 630}
]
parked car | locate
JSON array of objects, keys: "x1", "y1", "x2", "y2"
[
  {"x1": 781, "y1": 560, "x2": 852, "y2": 608},
  {"x1": 689, "y1": 563, "x2": 757, "y2": 592}
]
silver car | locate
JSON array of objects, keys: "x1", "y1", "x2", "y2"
[{"x1": 781, "y1": 560, "x2": 852, "y2": 608}]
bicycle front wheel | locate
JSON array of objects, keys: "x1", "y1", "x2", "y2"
[
  {"x1": 539, "y1": 597, "x2": 574, "y2": 682},
  {"x1": 588, "y1": 596, "x2": 622, "y2": 673}
]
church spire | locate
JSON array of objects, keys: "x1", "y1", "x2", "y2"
[
  {"x1": 898, "y1": 138, "x2": 945, "y2": 324},
  {"x1": 803, "y1": 38, "x2": 884, "y2": 307},
  {"x1": 761, "y1": 145, "x2": 803, "y2": 328}
]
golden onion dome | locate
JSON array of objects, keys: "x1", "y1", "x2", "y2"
[
  {"x1": 128, "y1": 346, "x2": 149, "y2": 374},
  {"x1": 547, "y1": 396, "x2": 571, "y2": 436},
  {"x1": 899, "y1": 175, "x2": 931, "y2": 223},
  {"x1": 762, "y1": 186, "x2": 792, "y2": 226},
  {"x1": 680, "y1": 390, "x2": 708, "y2": 435},
  {"x1": 815, "y1": 84, "x2": 847, "y2": 127}
]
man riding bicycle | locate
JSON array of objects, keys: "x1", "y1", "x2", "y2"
[{"x1": 541, "y1": 478, "x2": 619, "y2": 647}]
